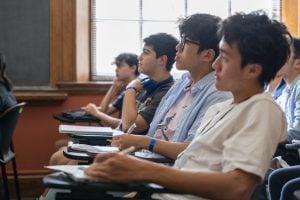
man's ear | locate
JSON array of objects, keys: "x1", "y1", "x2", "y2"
[
  {"x1": 158, "y1": 55, "x2": 168, "y2": 67},
  {"x1": 131, "y1": 65, "x2": 137, "y2": 74},
  {"x1": 294, "y1": 58, "x2": 300, "y2": 71},
  {"x1": 247, "y1": 64, "x2": 262, "y2": 78},
  {"x1": 202, "y1": 49, "x2": 216, "y2": 62}
]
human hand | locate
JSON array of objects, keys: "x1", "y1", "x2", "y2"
[
  {"x1": 83, "y1": 103, "x2": 101, "y2": 118},
  {"x1": 112, "y1": 79, "x2": 126, "y2": 93},
  {"x1": 111, "y1": 134, "x2": 150, "y2": 150},
  {"x1": 85, "y1": 153, "x2": 148, "y2": 182},
  {"x1": 126, "y1": 79, "x2": 143, "y2": 92}
]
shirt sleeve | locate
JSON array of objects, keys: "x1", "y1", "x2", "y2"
[
  {"x1": 287, "y1": 85, "x2": 300, "y2": 141},
  {"x1": 138, "y1": 84, "x2": 172, "y2": 126},
  {"x1": 112, "y1": 92, "x2": 125, "y2": 111}
]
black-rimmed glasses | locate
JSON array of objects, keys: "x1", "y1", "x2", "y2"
[{"x1": 179, "y1": 36, "x2": 201, "y2": 51}]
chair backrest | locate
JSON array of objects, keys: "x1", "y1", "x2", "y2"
[{"x1": 0, "y1": 102, "x2": 26, "y2": 162}]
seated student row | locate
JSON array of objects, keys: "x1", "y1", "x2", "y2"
[
  {"x1": 46, "y1": 11, "x2": 292, "y2": 200},
  {"x1": 50, "y1": 14, "x2": 231, "y2": 165},
  {"x1": 50, "y1": 32, "x2": 180, "y2": 165},
  {"x1": 84, "y1": 11, "x2": 291, "y2": 200},
  {"x1": 54, "y1": 52, "x2": 140, "y2": 149}
]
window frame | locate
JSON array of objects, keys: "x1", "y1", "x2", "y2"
[{"x1": 50, "y1": 0, "x2": 300, "y2": 87}]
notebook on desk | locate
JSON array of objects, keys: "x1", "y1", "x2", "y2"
[
  {"x1": 69, "y1": 144, "x2": 119, "y2": 154},
  {"x1": 59, "y1": 124, "x2": 113, "y2": 136},
  {"x1": 45, "y1": 165, "x2": 102, "y2": 182}
]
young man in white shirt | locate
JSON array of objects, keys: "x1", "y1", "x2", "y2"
[{"x1": 85, "y1": 11, "x2": 291, "y2": 200}]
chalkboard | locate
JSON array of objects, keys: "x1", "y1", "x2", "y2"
[{"x1": 0, "y1": 0, "x2": 50, "y2": 86}]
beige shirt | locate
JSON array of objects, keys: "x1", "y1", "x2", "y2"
[{"x1": 154, "y1": 92, "x2": 287, "y2": 200}]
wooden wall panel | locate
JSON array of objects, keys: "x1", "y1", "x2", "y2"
[{"x1": 282, "y1": 0, "x2": 300, "y2": 36}]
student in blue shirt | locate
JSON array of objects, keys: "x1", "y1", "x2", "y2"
[
  {"x1": 276, "y1": 37, "x2": 300, "y2": 142},
  {"x1": 111, "y1": 14, "x2": 231, "y2": 155},
  {"x1": 268, "y1": 37, "x2": 300, "y2": 200}
]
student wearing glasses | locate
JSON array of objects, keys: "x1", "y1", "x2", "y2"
[
  {"x1": 112, "y1": 14, "x2": 231, "y2": 158},
  {"x1": 86, "y1": 11, "x2": 290, "y2": 200}
]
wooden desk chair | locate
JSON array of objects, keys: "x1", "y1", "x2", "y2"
[{"x1": 0, "y1": 102, "x2": 26, "y2": 200}]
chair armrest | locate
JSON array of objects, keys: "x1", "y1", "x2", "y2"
[{"x1": 285, "y1": 143, "x2": 300, "y2": 150}]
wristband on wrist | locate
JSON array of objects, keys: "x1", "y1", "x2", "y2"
[
  {"x1": 126, "y1": 86, "x2": 138, "y2": 93},
  {"x1": 148, "y1": 138, "x2": 156, "y2": 152}
]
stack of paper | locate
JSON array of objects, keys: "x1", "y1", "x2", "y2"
[
  {"x1": 69, "y1": 143, "x2": 119, "y2": 154},
  {"x1": 45, "y1": 165, "x2": 102, "y2": 182},
  {"x1": 59, "y1": 124, "x2": 113, "y2": 136}
]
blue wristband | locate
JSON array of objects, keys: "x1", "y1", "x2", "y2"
[{"x1": 148, "y1": 138, "x2": 156, "y2": 152}]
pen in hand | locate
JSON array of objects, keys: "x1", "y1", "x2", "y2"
[
  {"x1": 127, "y1": 123, "x2": 137, "y2": 134},
  {"x1": 119, "y1": 146, "x2": 135, "y2": 155}
]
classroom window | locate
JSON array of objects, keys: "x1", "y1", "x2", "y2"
[{"x1": 91, "y1": 0, "x2": 279, "y2": 80}]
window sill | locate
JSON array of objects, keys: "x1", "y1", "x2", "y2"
[
  {"x1": 56, "y1": 81, "x2": 112, "y2": 94},
  {"x1": 13, "y1": 81, "x2": 112, "y2": 104},
  {"x1": 14, "y1": 86, "x2": 68, "y2": 105}
]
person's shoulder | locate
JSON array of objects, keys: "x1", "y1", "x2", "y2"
[
  {"x1": 245, "y1": 92, "x2": 282, "y2": 112},
  {"x1": 0, "y1": 81, "x2": 9, "y2": 94},
  {"x1": 291, "y1": 76, "x2": 300, "y2": 91}
]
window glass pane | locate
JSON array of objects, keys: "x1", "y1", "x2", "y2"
[
  {"x1": 95, "y1": 0, "x2": 139, "y2": 20},
  {"x1": 91, "y1": 0, "x2": 278, "y2": 79},
  {"x1": 231, "y1": 0, "x2": 272, "y2": 15},
  {"x1": 188, "y1": 0, "x2": 229, "y2": 19},
  {"x1": 143, "y1": 0, "x2": 185, "y2": 20},
  {"x1": 93, "y1": 21, "x2": 140, "y2": 77},
  {"x1": 142, "y1": 21, "x2": 179, "y2": 39}
]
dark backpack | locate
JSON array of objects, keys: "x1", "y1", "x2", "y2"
[{"x1": 53, "y1": 110, "x2": 100, "y2": 123}]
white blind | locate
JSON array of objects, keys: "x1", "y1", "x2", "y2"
[{"x1": 90, "y1": 0, "x2": 277, "y2": 80}]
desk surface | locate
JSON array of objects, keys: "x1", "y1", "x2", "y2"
[
  {"x1": 63, "y1": 147, "x2": 174, "y2": 164},
  {"x1": 44, "y1": 172, "x2": 172, "y2": 194}
]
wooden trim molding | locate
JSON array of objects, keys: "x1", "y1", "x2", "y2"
[
  {"x1": 56, "y1": 81, "x2": 111, "y2": 95},
  {"x1": 282, "y1": 0, "x2": 300, "y2": 36},
  {"x1": 50, "y1": 0, "x2": 90, "y2": 87},
  {"x1": 13, "y1": 86, "x2": 68, "y2": 104}
]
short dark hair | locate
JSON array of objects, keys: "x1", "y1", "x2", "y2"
[
  {"x1": 293, "y1": 37, "x2": 300, "y2": 59},
  {"x1": 178, "y1": 13, "x2": 221, "y2": 61},
  {"x1": 114, "y1": 53, "x2": 139, "y2": 76},
  {"x1": 143, "y1": 33, "x2": 178, "y2": 71},
  {"x1": 218, "y1": 11, "x2": 291, "y2": 86},
  {"x1": 0, "y1": 53, "x2": 13, "y2": 91}
]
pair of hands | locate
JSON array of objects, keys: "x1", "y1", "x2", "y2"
[
  {"x1": 111, "y1": 134, "x2": 150, "y2": 150},
  {"x1": 85, "y1": 151, "x2": 150, "y2": 182},
  {"x1": 82, "y1": 78, "x2": 126, "y2": 117},
  {"x1": 84, "y1": 134, "x2": 153, "y2": 182},
  {"x1": 126, "y1": 79, "x2": 143, "y2": 92}
]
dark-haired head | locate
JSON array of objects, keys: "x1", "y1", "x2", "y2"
[
  {"x1": 218, "y1": 11, "x2": 291, "y2": 86},
  {"x1": 113, "y1": 53, "x2": 139, "y2": 76},
  {"x1": 0, "y1": 53, "x2": 13, "y2": 91},
  {"x1": 143, "y1": 33, "x2": 178, "y2": 71},
  {"x1": 292, "y1": 37, "x2": 300, "y2": 59},
  {"x1": 178, "y1": 13, "x2": 221, "y2": 61}
]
